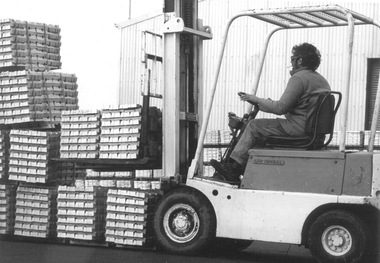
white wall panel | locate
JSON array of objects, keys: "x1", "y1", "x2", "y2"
[{"x1": 117, "y1": 13, "x2": 164, "y2": 108}]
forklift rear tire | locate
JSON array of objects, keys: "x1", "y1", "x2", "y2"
[
  {"x1": 153, "y1": 187, "x2": 216, "y2": 255},
  {"x1": 307, "y1": 210, "x2": 367, "y2": 263}
]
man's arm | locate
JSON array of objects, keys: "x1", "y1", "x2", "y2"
[{"x1": 240, "y1": 76, "x2": 304, "y2": 115}]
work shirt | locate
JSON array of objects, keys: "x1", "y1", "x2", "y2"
[{"x1": 254, "y1": 68, "x2": 331, "y2": 136}]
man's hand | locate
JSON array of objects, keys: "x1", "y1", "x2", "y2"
[
  {"x1": 238, "y1": 92, "x2": 258, "y2": 105},
  {"x1": 228, "y1": 112, "x2": 236, "y2": 118}
]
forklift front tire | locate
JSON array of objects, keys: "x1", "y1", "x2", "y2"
[
  {"x1": 153, "y1": 187, "x2": 216, "y2": 255},
  {"x1": 307, "y1": 210, "x2": 367, "y2": 263}
]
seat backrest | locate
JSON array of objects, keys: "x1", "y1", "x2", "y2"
[
  {"x1": 315, "y1": 94, "x2": 336, "y2": 134},
  {"x1": 305, "y1": 92, "x2": 333, "y2": 134},
  {"x1": 305, "y1": 91, "x2": 342, "y2": 147}
]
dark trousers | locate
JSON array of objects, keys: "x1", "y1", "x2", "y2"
[{"x1": 230, "y1": 118, "x2": 289, "y2": 165}]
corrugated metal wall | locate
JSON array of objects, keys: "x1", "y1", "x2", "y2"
[
  {"x1": 117, "y1": 13, "x2": 164, "y2": 108},
  {"x1": 117, "y1": 1, "x2": 380, "y2": 132}
]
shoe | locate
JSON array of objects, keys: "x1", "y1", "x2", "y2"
[
  {"x1": 209, "y1": 159, "x2": 244, "y2": 181},
  {"x1": 203, "y1": 172, "x2": 240, "y2": 185}
]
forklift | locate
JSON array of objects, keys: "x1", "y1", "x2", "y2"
[{"x1": 153, "y1": 2, "x2": 380, "y2": 263}]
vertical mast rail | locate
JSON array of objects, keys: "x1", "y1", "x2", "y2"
[
  {"x1": 338, "y1": 12, "x2": 354, "y2": 152},
  {"x1": 368, "y1": 21, "x2": 380, "y2": 152}
]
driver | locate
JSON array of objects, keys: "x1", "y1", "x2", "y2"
[{"x1": 209, "y1": 42, "x2": 331, "y2": 184}]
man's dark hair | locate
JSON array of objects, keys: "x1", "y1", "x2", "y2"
[{"x1": 292, "y1": 43, "x2": 321, "y2": 71}]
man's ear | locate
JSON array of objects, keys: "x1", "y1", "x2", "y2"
[{"x1": 298, "y1": 58, "x2": 303, "y2": 66}]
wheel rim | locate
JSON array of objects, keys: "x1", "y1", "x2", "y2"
[
  {"x1": 163, "y1": 203, "x2": 200, "y2": 243},
  {"x1": 321, "y1": 225, "x2": 353, "y2": 256}
]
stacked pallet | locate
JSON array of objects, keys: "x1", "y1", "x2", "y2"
[
  {"x1": 84, "y1": 170, "x2": 134, "y2": 188},
  {"x1": 0, "y1": 19, "x2": 61, "y2": 71},
  {"x1": 86, "y1": 170, "x2": 134, "y2": 179},
  {"x1": 205, "y1": 130, "x2": 220, "y2": 145},
  {"x1": 14, "y1": 186, "x2": 57, "y2": 238},
  {"x1": 55, "y1": 162, "x2": 86, "y2": 186},
  {"x1": 220, "y1": 130, "x2": 232, "y2": 144},
  {"x1": 59, "y1": 106, "x2": 162, "y2": 161},
  {"x1": 135, "y1": 169, "x2": 163, "y2": 179},
  {"x1": 99, "y1": 105, "x2": 142, "y2": 159},
  {"x1": 203, "y1": 130, "x2": 230, "y2": 177},
  {"x1": 8, "y1": 129, "x2": 60, "y2": 184},
  {"x1": 0, "y1": 184, "x2": 16, "y2": 234},
  {"x1": 203, "y1": 148, "x2": 222, "y2": 163},
  {"x1": 0, "y1": 70, "x2": 78, "y2": 125},
  {"x1": 75, "y1": 178, "x2": 116, "y2": 188},
  {"x1": 75, "y1": 170, "x2": 162, "y2": 190},
  {"x1": 60, "y1": 110, "x2": 100, "y2": 159},
  {"x1": 105, "y1": 189, "x2": 158, "y2": 247},
  {"x1": 57, "y1": 186, "x2": 107, "y2": 241},
  {"x1": 134, "y1": 181, "x2": 161, "y2": 190},
  {"x1": 0, "y1": 130, "x2": 9, "y2": 179},
  {"x1": 135, "y1": 169, "x2": 162, "y2": 190}
]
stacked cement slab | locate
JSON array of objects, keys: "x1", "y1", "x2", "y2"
[
  {"x1": 99, "y1": 105, "x2": 142, "y2": 159},
  {"x1": 0, "y1": 184, "x2": 16, "y2": 234},
  {"x1": 0, "y1": 19, "x2": 61, "y2": 71},
  {"x1": 8, "y1": 129, "x2": 60, "y2": 184},
  {"x1": 57, "y1": 186, "x2": 107, "y2": 241},
  {"x1": 14, "y1": 186, "x2": 57, "y2": 238},
  {"x1": 0, "y1": 70, "x2": 78, "y2": 125},
  {"x1": 0, "y1": 130, "x2": 9, "y2": 179},
  {"x1": 105, "y1": 189, "x2": 158, "y2": 247},
  {"x1": 60, "y1": 110, "x2": 100, "y2": 159}
]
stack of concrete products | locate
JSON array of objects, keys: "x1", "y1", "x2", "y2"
[
  {"x1": 81, "y1": 169, "x2": 162, "y2": 190},
  {"x1": 0, "y1": 19, "x2": 61, "y2": 71},
  {"x1": 0, "y1": 184, "x2": 16, "y2": 234},
  {"x1": 203, "y1": 147, "x2": 222, "y2": 163},
  {"x1": 8, "y1": 129, "x2": 60, "y2": 184},
  {"x1": 84, "y1": 170, "x2": 134, "y2": 188},
  {"x1": 219, "y1": 130, "x2": 231, "y2": 162},
  {"x1": 203, "y1": 146, "x2": 222, "y2": 177},
  {"x1": 55, "y1": 162, "x2": 86, "y2": 186},
  {"x1": 105, "y1": 189, "x2": 158, "y2": 247},
  {"x1": 100, "y1": 105, "x2": 142, "y2": 159},
  {"x1": 60, "y1": 110, "x2": 100, "y2": 159},
  {"x1": 204, "y1": 129, "x2": 221, "y2": 160},
  {"x1": 203, "y1": 130, "x2": 223, "y2": 177},
  {"x1": 57, "y1": 185, "x2": 107, "y2": 241},
  {"x1": 205, "y1": 130, "x2": 220, "y2": 145},
  {"x1": 134, "y1": 169, "x2": 161, "y2": 190},
  {"x1": 220, "y1": 130, "x2": 232, "y2": 144},
  {"x1": 14, "y1": 186, "x2": 57, "y2": 238},
  {"x1": 0, "y1": 70, "x2": 78, "y2": 125},
  {"x1": 0, "y1": 130, "x2": 9, "y2": 179}
]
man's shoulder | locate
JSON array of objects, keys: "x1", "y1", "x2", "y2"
[
  {"x1": 292, "y1": 69, "x2": 326, "y2": 81},
  {"x1": 292, "y1": 69, "x2": 314, "y2": 76}
]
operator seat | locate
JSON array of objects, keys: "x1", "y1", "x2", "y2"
[{"x1": 266, "y1": 91, "x2": 342, "y2": 150}]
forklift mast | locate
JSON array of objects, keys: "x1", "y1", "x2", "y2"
[{"x1": 162, "y1": 0, "x2": 212, "y2": 180}]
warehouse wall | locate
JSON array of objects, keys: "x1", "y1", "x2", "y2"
[
  {"x1": 117, "y1": 1, "x2": 380, "y2": 132},
  {"x1": 116, "y1": 13, "x2": 164, "y2": 109}
]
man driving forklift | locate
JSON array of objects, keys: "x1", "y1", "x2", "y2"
[{"x1": 209, "y1": 42, "x2": 331, "y2": 184}]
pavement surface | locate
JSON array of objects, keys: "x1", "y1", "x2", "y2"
[
  {"x1": 0, "y1": 237, "x2": 378, "y2": 263},
  {"x1": 0, "y1": 237, "x2": 315, "y2": 263}
]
